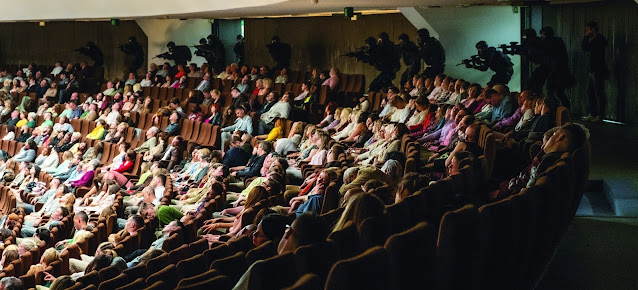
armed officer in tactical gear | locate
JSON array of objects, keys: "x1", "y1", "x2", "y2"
[
  {"x1": 540, "y1": 26, "x2": 574, "y2": 109},
  {"x1": 119, "y1": 36, "x2": 145, "y2": 74},
  {"x1": 207, "y1": 34, "x2": 226, "y2": 74},
  {"x1": 516, "y1": 29, "x2": 546, "y2": 93},
  {"x1": 417, "y1": 28, "x2": 446, "y2": 78},
  {"x1": 75, "y1": 42, "x2": 104, "y2": 67},
  {"x1": 267, "y1": 36, "x2": 291, "y2": 70},
  {"x1": 466, "y1": 41, "x2": 514, "y2": 86},
  {"x1": 234, "y1": 35, "x2": 245, "y2": 66},
  {"x1": 157, "y1": 42, "x2": 192, "y2": 67},
  {"x1": 398, "y1": 33, "x2": 421, "y2": 87},
  {"x1": 367, "y1": 32, "x2": 401, "y2": 92}
]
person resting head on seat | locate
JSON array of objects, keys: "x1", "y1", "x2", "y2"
[
  {"x1": 251, "y1": 214, "x2": 289, "y2": 247},
  {"x1": 278, "y1": 212, "x2": 329, "y2": 255}
]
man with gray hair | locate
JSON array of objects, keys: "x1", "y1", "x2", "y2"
[
  {"x1": 0, "y1": 277, "x2": 22, "y2": 290},
  {"x1": 134, "y1": 127, "x2": 158, "y2": 153}
]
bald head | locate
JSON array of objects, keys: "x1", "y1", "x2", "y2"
[{"x1": 465, "y1": 124, "x2": 479, "y2": 142}]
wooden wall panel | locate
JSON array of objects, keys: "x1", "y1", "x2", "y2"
[
  {"x1": 0, "y1": 20, "x2": 147, "y2": 81},
  {"x1": 544, "y1": 0, "x2": 638, "y2": 123},
  {"x1": 244, "y1": 13, "x2": 416, "y2": 91}
]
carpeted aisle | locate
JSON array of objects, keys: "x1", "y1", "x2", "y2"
[{"x1": 538, "y1": 217, "x2": 638, "y2": 289}]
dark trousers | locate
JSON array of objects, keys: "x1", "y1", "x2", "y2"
[
  {"x1": 527, "y1": 67, "x2": 547, "y2": 93},
  {"x1": 369, "y1": 71, "x2": 397, "y2": 92},
  {"x1": 58, "y1": 89, "x2": 70, "y2": 104},
  {"x1": 488, "y1": 71, "x2": 513, "y2": 86},
  {"x1": 258, "y1": 120, "x2": 274, "y2": 135},
  {"x1": 587, "y1": 72, "x2": 606, "y2": 117},
  {"x1": 547, "y1": 75, "x2": 570, "y2": 110},
  {"x1": 400, "y1": 64, "x2": 421, "y2": 87}
]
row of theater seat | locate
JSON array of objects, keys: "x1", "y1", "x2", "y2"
[
  {"x1": 7, "y1": 141, "x2": 586, "y2": 289},
  {"x1": 43, "y1": 119, "x2": 421, "y2": 289}
]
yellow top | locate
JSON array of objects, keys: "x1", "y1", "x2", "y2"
[
  {"x1": 15, "y1": 119, "x2": 27, "y2": 128},
  {"x1": 86, "y1": 126, "x2": 105, "y2": 140},
  {"x1": 265, "y1": 126, "x2": 283, "y2": 142}
]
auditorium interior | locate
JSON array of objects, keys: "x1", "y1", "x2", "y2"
[{"x1": 0, "y1": 0, "x2": 635, "y2": 289}]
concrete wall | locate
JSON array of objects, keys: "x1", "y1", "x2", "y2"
[
  {"x1": 218, "y1": 19, "x2": 244, "y2": 65},
  {"x1": 401, "y1": 6, "x2": 522, "y2": 91},
  {"x1": 136, "y1": 19, "x2": 243, "y2": 71},
  {"x1": 136, "y1": 19, "x2": 211, "y2": 69}
]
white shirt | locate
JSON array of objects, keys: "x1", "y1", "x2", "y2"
[
  {"x1": 294, "y1": 91, "x2": 309, "y2": 102},
  {"x1": 260, "y1": 101, "x2": 291, "y2": 124},
  {"x1": 379, "y1": 103, "x2": 392, "y2": 117},
  {"x1": 154, "y1": 186, "x2": 165, "y2": 201},
  {"x1": 162, "y1": 146, "x2": 175, "y2": 161},
  {"x1": 428, "y1": 87, "x2": 442, "y2": 101},
  {"x1": 51, "y1": 67, "x2": 63, "y2": 76},
  {"x1": 111, "y1": 152, "x2": 125, "y2": 169},
  {"x1": 140, "y1": 79, "x2": 152, "y2": 87},
  {"x1": 2, "y1": 132, "x2": 14, "y2": 141},
  {"x1": 106, "y1": 111, "x2": 120, "y2": 126}
]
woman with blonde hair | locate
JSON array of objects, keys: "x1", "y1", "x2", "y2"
[
  {"x1": 200, "y1": 185, "x2": 269, "y2": 238},
  {"x1": 251, "y1": 79, "x2": 264, "y2": 98},
  {"x1": 288, "y1": 130, "x2": 330, "y2": 180},
  {"x1": 332, "y1": 193, "x2": 385, "y2": 232},
  {"x1": 46, "y1": 151, "x2": 74, "y2": 174},
  {"x1": 144, "y1": 132, "x2": 168, "y2": 163},
  {"x1": 0, "y1": 99, "x2": 15, "y2": 117},
  {"x1": 258, "y1": 78, "x2": 273, "y2": 100},
  {"x1": 340, "y1": 111, "x2": 370, "y2": 143},
  {"x1": 105, "y1": 122, "x2": 128, "y2": 143},
  {"x1": 26, "y1": 247, "x2": 59, "y2": 277},
  {"x1": 208, "y1": 89, "x2": 223, "y2": 113},
  {"x1": 287, "y1": 124, "x2": 316, "y2": 160},
  {"x1": 330, "y1": 107, "x2": 352, "y2": 136},
  {"x1": 331, "y1": 108, "x2": 349, "y2": 133},
  {"x1": 273, "y1": 121, "x2": 304, "y2": 156},
  {"x1": 0, "y1": 79, "x2": 12, "y2": 94},
  {"x1": 0, "y1": 245, "x2": 19, "y2": 270}
]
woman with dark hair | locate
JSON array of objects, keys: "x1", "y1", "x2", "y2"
[
  {"x1": 10, "y1": 164, "x2": 39, "y2": 196},
  {"x1": 137, "y1": 96, "x2": 153, "y2": 115},
  {"x1": 0, "y1": 245, "x2": 19, "y2": 270},
  {"x1": 54, "y1": 132, "x2": 77, "y2": 153},
  {"x1": 152, "y1": 75, "x2": 163, "y2": 87},
  {"x1": 101, "y1": 150, "x2": 136, "y2": 186},
  {"x1": 15, "y1": 124, "x2": 31, "y2": 143},
  {"x1": 221, "y1": 105, "x2": 237, "y2": 128},
  {"x1": 187, "y1": 105, "x2": 204, "y2": 122},
  {"x1": 161, "y1": 75, "x2": 172, "y2": 88},
  {"x1": 288, "y1": 169, "x2": 338, "y2": 216},
  {"x1": 251, "y1": 213, "x2": 289, "y2": 247}
]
